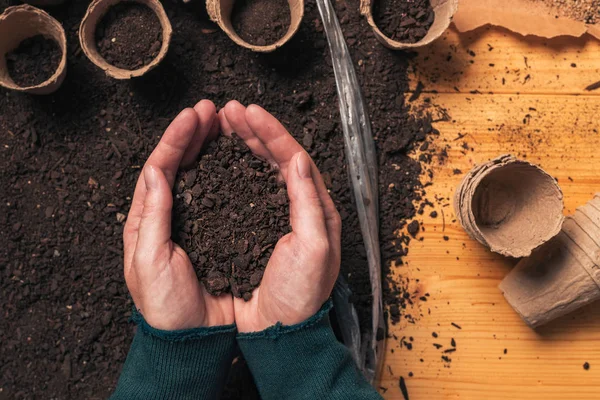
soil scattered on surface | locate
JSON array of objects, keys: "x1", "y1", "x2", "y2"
[
  {"x1": 373, "y1": 0, "x2": 435, "y2": 43},
  {"x1": 6, "y1": 35, "x2": 61, "y2": 87},
  {"x1": 231, "y1": 0, "x2": 291, "y2": 46},
  {"x1": 0, "y1": 0, "x2": 435, "y2": 397},
  {"x1": 95, "y1": 2, "x2": 162, "y2": 70},
  {"x1": 532, "y1": 0, "x2": 600, "y2": 23},
  {"x1": 173, "y1": 135, "x2": 290, "y2": 301}
]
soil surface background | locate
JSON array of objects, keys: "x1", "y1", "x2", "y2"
[
  {"x1": 0, "y1": 0, "x2": 430, "y2": 398},
  {"x1": 6, "y1": 34, "x2": 62, "y2": 87},
  {"x1": 231, "y1": 0, "x2": 291, "y2": 46}
]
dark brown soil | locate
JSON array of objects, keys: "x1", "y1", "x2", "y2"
[
  {"x1": 172, "y1": 135, "x2": 290, "y2": 301},
  {"x1": 95, "y1": 2, "x2": 162, "y2": 70},
  {"x1": 373, "y1": 0, "x2": 435, "y2": 43},
  {"x1": 6, "y1": 35, "x2": 61, "y2": 87},
  {"x1": 231, "y1": 0, "x2": 291, "y2": 46},
  {"x1": 0, "y1": 0, "x2": 434, "y2": 397}
]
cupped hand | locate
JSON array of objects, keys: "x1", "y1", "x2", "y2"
[
  {"x1": 123, "y1": 100, "x2": 234, "y2": 330},
  {"x1": 219, "y1": 101, "x2": 342, "y2": 332}
]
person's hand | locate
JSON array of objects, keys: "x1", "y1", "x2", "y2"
[
  {"x1": 123, "y1": 100, "x2": 234, "y2": 330},
  {"x1": 219, "y1": 101, "x2": 342, "y2": 332}
]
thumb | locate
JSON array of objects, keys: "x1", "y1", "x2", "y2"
[
  {"x1": 287, "y1": 152, "x2": 328, "y2": 242},
  {"x1": 136, "y1": 165, "x2": 173, "y2": 251}
]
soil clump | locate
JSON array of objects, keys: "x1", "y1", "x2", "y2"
[
  {"x1": 172, "y1": 135, "x2": 290, "y2": 301},
  {"x1": 95, "y1": 2, "x2": 162, "y2": 70},
  {"x1": 231, "y1": 0, "x2": 291, "y2": 46},
  {"x1": 373, "y1": 0, "x2": 435, "y2": 43},
  {"x1": 6, "y1": 35, "x2": 61, "y2": 87}
]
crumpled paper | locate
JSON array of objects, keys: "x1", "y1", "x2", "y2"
[{"x1": 454, "y1": 0, "x2": 600, "y2": 40}]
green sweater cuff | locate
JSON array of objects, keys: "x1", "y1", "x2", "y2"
[
  {"x1": 237, "y1": 301, "x2": 383, "y2": 400},
  {"x1": 111, "y1": 310, "x2": 236, "y2": 400}
]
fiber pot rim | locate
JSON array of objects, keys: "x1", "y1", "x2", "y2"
[
  {"x1": 79, "y1": 0, "x2": 172, "y2": 79},
  {"x1": 206, "y1": 0, "x2": 305, "y2": 53},
  {"x1": 359, "y1": 0, "x2": 458, "y2": 50},
  {"x1": 0, "y1": 5, "x2": 67, "y2": 95}
]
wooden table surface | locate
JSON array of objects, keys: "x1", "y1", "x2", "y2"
[{"x1": 379, "y1": 25, "x2": 600, "y2": 399}]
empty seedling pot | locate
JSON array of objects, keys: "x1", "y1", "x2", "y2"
[
  {"x1": 500, "y1": 194, "x2": 600, "y2": 328},
  {"x1": 0, "y1": 5, "x2": 67, "y2": 95},
  {"x1": 454, "y1": 154, "x2": 564, "y2": 258},
  {"x1": 206, "y1": 0, "x2": 304, "y2": 53},
  {"x1": 79, "y1": 0, "x2": 172, "y2": 79},
  {"x1": 360, "y1": 0, "x2": 458, "y2": 50}
]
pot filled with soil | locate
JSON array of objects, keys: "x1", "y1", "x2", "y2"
[
  {"x1": 172, "y1": 135, "x2": 290, "y2": 300},
  {"x1": 79, "y1": 0, "x2": 172, "y2": 79},
  {"x1": 500, "y1": 194, "x2": 600, "y2": 328},
  {"x1": 454, "y1": 154, "x2": 564, "y2": 258},
  {"x1": 0, "y1": 5, "x2": 67, "y2": 94},
  {"x1": 360, "y1": 0, "x2": 458, "y2": 50},
  {"x1": 207, "y1": 0, "x2": 304, "y2": 53}
]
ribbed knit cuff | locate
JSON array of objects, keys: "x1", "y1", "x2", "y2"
[
  {"x1": 237, "y1": 301, "x2": 382, "y2": 400},
  {"x1": 111, "y1": 310, "x2": 237, "y2": 400}
]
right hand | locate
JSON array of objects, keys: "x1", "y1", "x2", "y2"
[{"x1": 219, "y1": 101, "x2": 342, "y2": 333}]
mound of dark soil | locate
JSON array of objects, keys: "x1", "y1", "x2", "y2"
[
  {"x1": 231, "y1": 0, "x2": 291, "y2": 46},
  {"x1": 95, "y1": 2, "x2": 162, "y2": 70},
  {"x1": 373, "y1": 0, "x2": 435, "y2": 43},
  {"x1": 6, "y1": 35, "x2": 61, "y2": 87},
  {"x1": 173, "y1": 135, "x2": 290, "y2": 301}
]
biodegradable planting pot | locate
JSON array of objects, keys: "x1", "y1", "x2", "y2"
[
  {"x1": 500, "y1": 194, "x2": 600, "y2": 328},
  {"x1": 79, "y1": 0, "x2": 172, "y2": 79},
  {"x1": 360, "y1": 0, "x2": 458, "y2": 50},
  {"x1": 454, "y1": 154, "x2": 564, "y2": 258},
  {"x1": 206, "y1": 0, "x2": 304, "y2": 53},
  {"x1": 0, "y1": 5, "x2": 67, "y2": 95}
]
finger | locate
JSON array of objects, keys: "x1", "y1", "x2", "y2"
[
  {"x1": 136, "y1": 165, "x2": 173, "y2": 253},
  {"x1": 245, "y1": 104, "x2": 340, "y2": 243},
  {"x1": 181, "y1": 100, "x2": 217, "y2": 168},
  {"x1": 287, "y1": 152, "x2": 328, "y2": 241},
  {"x1": 222, "y1": 100, "x2": 272, "y2": 161},
  {"x1": 124, "y1": 109, "x2": 197, "y2": 270}
]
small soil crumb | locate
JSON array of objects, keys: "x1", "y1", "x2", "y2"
[
  {"x1": 231, "y1": 0, "x2": 291, "y2": 46},
  {"x1": 95, "y1": 3, "x2": 162, "y2": 70},
  {"x1": 399, "y1": 376, "x2": 410, "y2": 400},
  {"x1": 407, "y1": 220, "x2": 420, "y2": 237},
  {"x1": 6, "y1": 35, "x2": 61, "y2": 87},
  {"x1": 373, "y1": 0, "x2": 435, "y2": 43},
  {"x1": 173, "y1": 135, "x2": 290, "y2": 300},
  {"x1": 584, "y1": 362, "x2": 590, "y2": 370}
]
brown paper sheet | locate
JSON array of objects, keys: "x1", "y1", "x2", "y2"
[{"x1": 454, "y1": 0, "x2": 600, "y2": 40}]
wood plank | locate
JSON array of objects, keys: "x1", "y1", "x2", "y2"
[
  {"x1": 410, "y1": 26, "x2": 600, "y2": 95},
  {"x1": 380, "y1": 91, "x2": 600, "y2": 397}
]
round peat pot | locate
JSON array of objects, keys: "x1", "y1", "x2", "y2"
[
  {"x1": 360, "y1": 0, "x2": 458, "y2": 50},
  {"x1": 206, "y1": 0, "x2": 304, "y2": 53},
  {"x1": 500, "y1": 194, "x2": 600, "y2": 328},
  {"x1": 0, "y1": 5, "x2": 67, "y2": 95},
  {"x1": 79, "y1": 0, "x2": 172, "y2": 79},
  {"x1": 454, "y1": 154, "x2": 564, "y2": 258}
]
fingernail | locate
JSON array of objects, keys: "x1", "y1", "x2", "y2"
[
  {"x1": 296, "y1": 152, "x2": 311, "y2": 179},
  {"x1": 144, "y1": 165, "x2": 159, "y2": 190}
]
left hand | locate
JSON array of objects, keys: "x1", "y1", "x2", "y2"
[{"x1": 123, "y1": 100, "x2": 234, "y2": 330}]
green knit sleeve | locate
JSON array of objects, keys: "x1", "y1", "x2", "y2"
[
  {"x1": 111, "y1": 310, "x2": 237, "y2": 400},
  {"x1": 237, "y1": 302, "x2": 383, "y2": 400}
]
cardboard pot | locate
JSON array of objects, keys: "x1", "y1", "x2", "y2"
[
  {"x1": 454, "y1": 155, "x2": 564, "y2": 258},
  {"x1": 360, "y1": 0, "x2": 458, "y2": 50},
  {"x1": 0, "y1": 5, "x2": 67, "y2": 95},
  {"x1": 79, "y1": 0, "x2": 172, "y2": 79},
  {"x1": 499, "y1": 194, "x2": 600, "y2": 328},
  {"x1": 206, "y1": 0, "x2": 304, "y2": 53}
]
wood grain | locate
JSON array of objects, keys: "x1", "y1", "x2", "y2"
[{"x1": 380, "y1": 25, "x2": 600, "y2": 399}]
